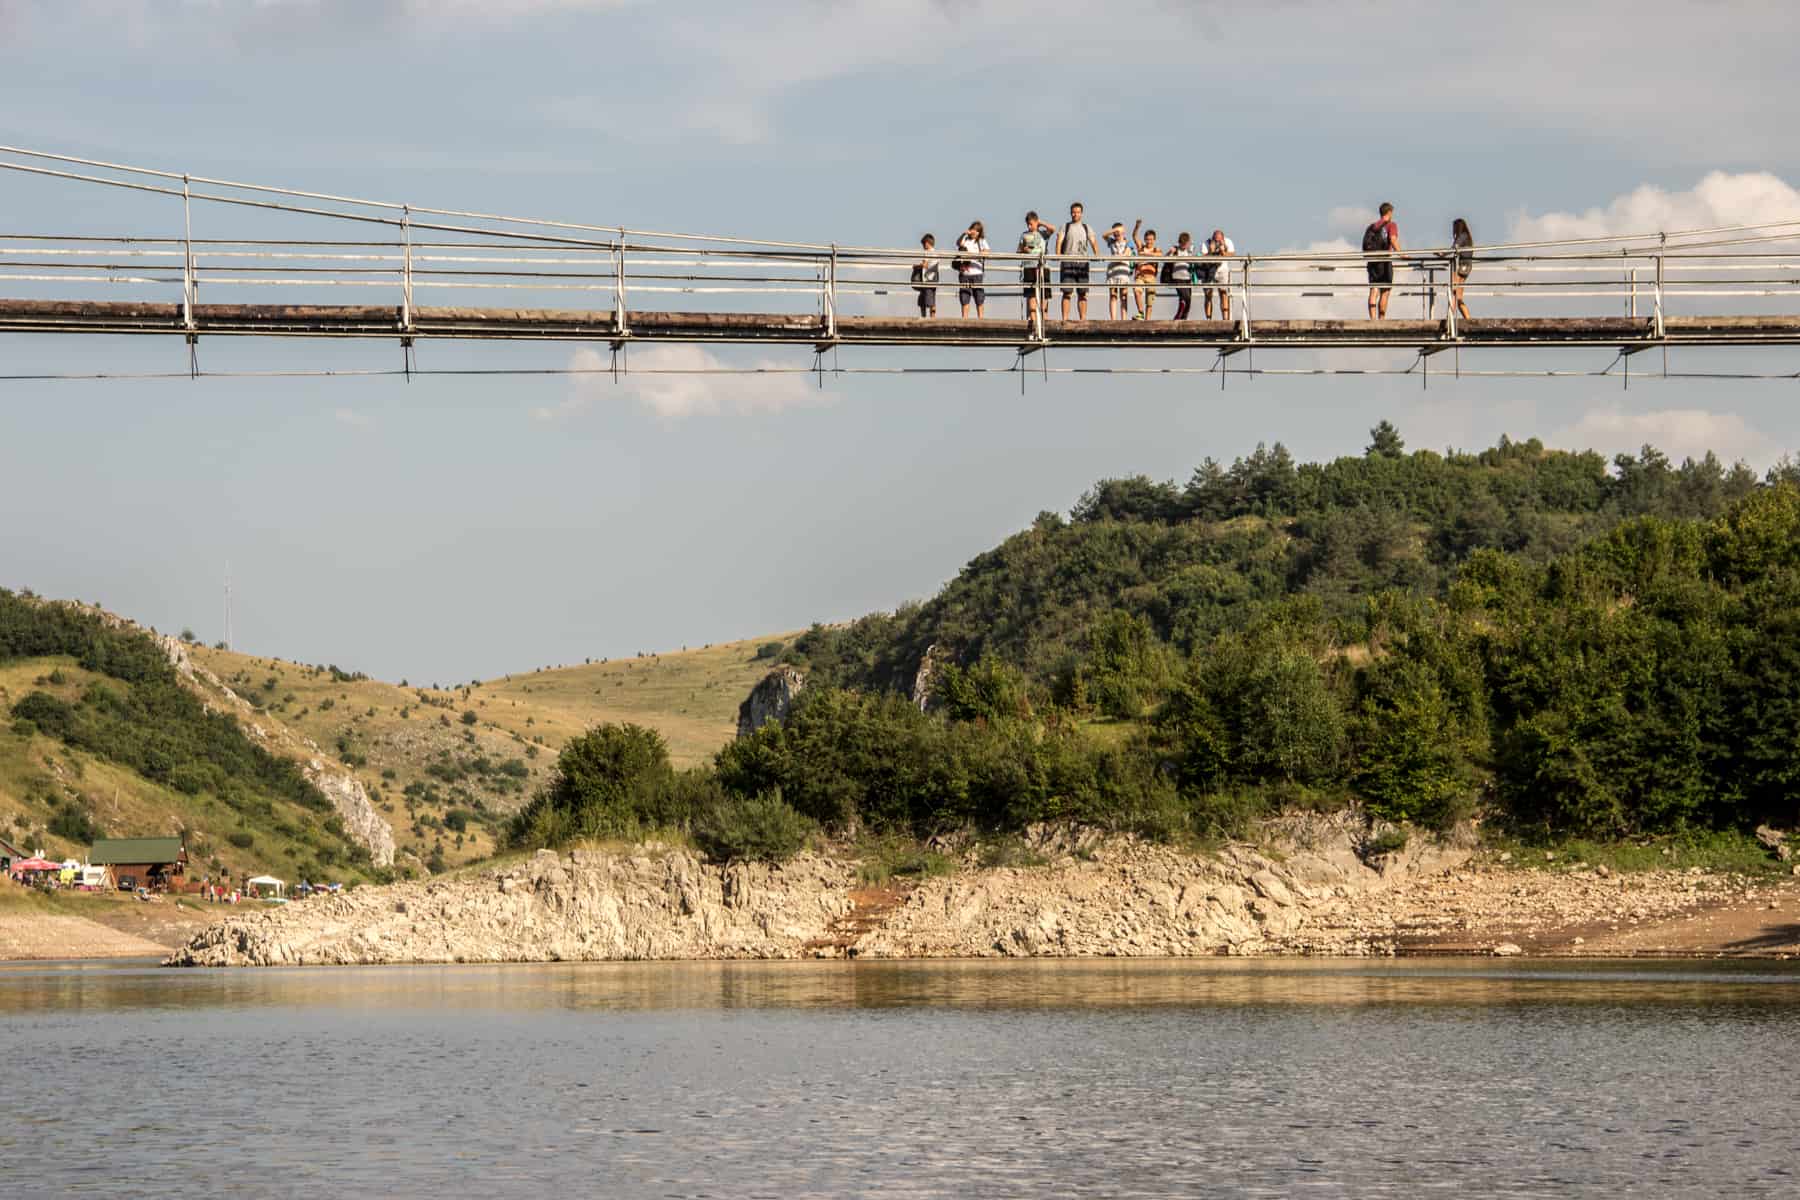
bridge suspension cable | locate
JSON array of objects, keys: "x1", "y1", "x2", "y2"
[{"x1": 3, "y1": 144, "x2": 1800, "y2": 382}]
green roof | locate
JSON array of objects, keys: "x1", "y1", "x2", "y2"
[{"x1": 89, "y1": 837, "x2": 185, "y2": 866}]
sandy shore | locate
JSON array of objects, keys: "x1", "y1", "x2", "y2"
[{"x1": 0, "y1": 892, "x2": 228, "y2": 961}]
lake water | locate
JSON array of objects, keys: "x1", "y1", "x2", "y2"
[{"x1": 2, "y1": 958, "x2": 1796, "y2": 1197}]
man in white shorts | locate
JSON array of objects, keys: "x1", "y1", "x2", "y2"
[{"x1": 1201, "y1": 229, "x2": 1235, "y2": 321}]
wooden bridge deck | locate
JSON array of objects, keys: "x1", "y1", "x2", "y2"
[{"x1": 3, "y1": 299, "x2": 1799, "y2": 350}]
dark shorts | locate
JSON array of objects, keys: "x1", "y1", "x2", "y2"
[
  {"x1": 1021, "y1": 266, "x2": 1044, "y2": 285},
  {"x1": 1367, "y1": 262, "x2": 1394, "y2": 286},
  {"x1": 916, "y1": 287, "x2": 937, "y2": 310},
  {"x1": 1059, "y1": 262, "x2": 1091, "y2": 297},
  {"x1": 958, "y1": 284, "x2": 986, "y2": 306},
  {"x1": 1196, "y1": 263, "x2": 1218, "y2": 284}
]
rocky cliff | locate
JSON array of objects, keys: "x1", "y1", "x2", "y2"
[
  {"x1": 168, "y1": 820, "x2": 1473, "y2": 967},
  {"x1": 171, "y1": 846, "x2": 856, "y2": 965},
  {"x1": 737, "y1": 666, "x2": 806, "y2": 738},
  {"x1": 155, "y1": 632, "x2": 396, "y2": 867}
]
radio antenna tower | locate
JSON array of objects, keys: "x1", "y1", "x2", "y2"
[{"x1": 223, "y1": 564, "x2": 234, "y2": 651}]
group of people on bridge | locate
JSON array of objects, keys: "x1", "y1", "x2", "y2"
[{"x1": 911, "y1": 201, "x2": 1475, "y2": 325}]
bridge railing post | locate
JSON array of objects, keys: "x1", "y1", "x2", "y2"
[
  {"x1": 400, "y1": 204, "x2": 413, "y2": 333},
  {"x1": 181, "y1": 174, "x2": 195, "y2": 334},
  {"x1": 1035, "y1": 243, "x2": 1047, "y2": 341},
  {"x1": 1445, "y1": 253, "x2": 1458, "y2": 341},
  {"x1": 1653, "y1": 234, "x2": 1666, "y2": 339},
  {"x1": 614, "y1": 228, "x2": 629, "y2": 338},
  {"x1": 1237, "y1": 257, "x2": 1251, "y2": 341},
  {"x1": 826, "y1": 244, "x2": 838, "y2": 340}
]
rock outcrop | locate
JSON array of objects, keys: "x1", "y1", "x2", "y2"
[
  {"x1": 153, "y1": 630, "x2": 397, "y2": 866},
  {"x1": 304, "y1": 760, "x2": 396, "y2": 868},
  {"x1": 737, "y1": 666, "x2": 805, "y2": 738},
  {"x1": 910, "y1": 643, "x2": 947, "y2": 712},
  {"x1": 171, "y1": 847, "x2": 857, "y2": 965},
  {"x1": 168, "y1": 820, "x2": 1476, "y2": 967}
]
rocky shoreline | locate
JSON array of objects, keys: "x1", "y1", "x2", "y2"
[{"x1": 166, "y1": 823, "x2": 1800, "y2": 967}]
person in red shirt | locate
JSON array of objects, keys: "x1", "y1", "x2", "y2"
[{"x1": 1364, "y1": 202, "x2": 1401, "y2": 319}]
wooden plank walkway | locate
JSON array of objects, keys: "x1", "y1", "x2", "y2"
[{"x1": 3, "y1": 299, "x2": 1799, "y2": 350}]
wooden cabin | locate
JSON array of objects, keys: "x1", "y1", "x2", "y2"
[
  {"x1": 1, "y1": 834, "x2": 27, "y2": 878},
  {"x1": 88, "y1": 837, "x2": 188, "y2": 892}
]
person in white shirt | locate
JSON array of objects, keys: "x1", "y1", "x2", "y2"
[
  {"x1": 1201, "y1": 229, "x2": 1236, "y2": 320},
  {"x1": 956, "y1": 221, "x2": 990, "y2": 318},
  {"x1": 1103, "y1": 221, "x2": 1135, "y2": 320}
]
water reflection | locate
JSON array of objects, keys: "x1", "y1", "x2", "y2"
[
  {"x1": 2, "y1": 956, "x2": 1798, "y2": 1016},
  {"x1": 3, "y1": 959, "x2": 1797, "y2": 1197}
]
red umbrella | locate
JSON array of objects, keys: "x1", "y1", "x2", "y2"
[{"x1": 12, "y1": 857, "x2": 62, "y2": 871}]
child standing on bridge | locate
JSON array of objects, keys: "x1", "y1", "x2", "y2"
[
  {"x1": 1133, "y1": 222, "x2": 1161, "y2": 319},
  {"x1": 912, "y1": 234, "x2": 939, "y2": 318},
  {"x1": 1166, "y1": 232, "x2": 1196, "y2": 320},
  {"x1": 1018, "y1": 212, "x2": 1055, "y2": 323},
  {"x1": 1105, "y1": 221, "x2": 1134, "y2": 319},
  {"x1": 1201, "y1": 229, "x2": 1235, "y2": 321}
]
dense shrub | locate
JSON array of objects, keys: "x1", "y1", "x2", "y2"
[
  {"x1": 507, "y1": 723, "x2": 688, "y2": 846},
  {"x1": 691, "y1": 789, "x2": 813, "y2": 863},
  {"x1": 48, "y1": 802, "x2": 98, "y2": 844}
]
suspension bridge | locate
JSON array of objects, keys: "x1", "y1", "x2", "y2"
[{"x1": 4, "y1": 145, "x2": 1800, "y2": 383}]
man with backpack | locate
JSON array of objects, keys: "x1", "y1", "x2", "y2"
[
  {"x1": 1058, "y1": 201, "x2": 1098, "y2": 322},
  {"x1": 1364, "y1": 202, "x2": 1401, "y2": 319}
]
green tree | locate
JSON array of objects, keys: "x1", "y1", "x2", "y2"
[{"x1": 1366, "y1": 420, "x2": 1405, "y2": 459}]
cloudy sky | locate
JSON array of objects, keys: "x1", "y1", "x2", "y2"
[{"x1": 3, "y1": 0, "x2": 1798, "y2": 681}]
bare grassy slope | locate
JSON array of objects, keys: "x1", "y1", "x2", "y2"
[
  {"x1": 0, "y1": 656, "x2": 372, "y2": 883},
  {"x1": 182, "y1": 633, "x2": 795, "y2": 871}
]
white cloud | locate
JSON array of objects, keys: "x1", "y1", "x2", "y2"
[
  {"x1": 534, "y1": 345, "x2": 829, "y2": 422},
  {"x1": 1325, "y1": 206, "x2": 1370, "y2": 237},
  {"x1": 1509, "y1": 172, "x2": 1800, "y2": 246},
  {"x1": 333, "y1": 407, "x2": 373, "y2": 428},
  {"x1": 1549, "y1": 405, "x2": 1766, "y2": 467}
]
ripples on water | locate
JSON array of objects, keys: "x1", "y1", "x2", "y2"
[{"x1": 1, "y1": 958, "x2": 1796, "y2": 1197}]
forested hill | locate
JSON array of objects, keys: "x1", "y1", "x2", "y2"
[
  {"x1": 788, "y1": 426, "x2": 1790, "y2": 694},
  {"x1": 481, "y1": 426, "x2": 1800, "y2": 867}
]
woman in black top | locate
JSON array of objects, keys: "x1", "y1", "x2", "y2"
[{"x1": 1451, "y1": 218, "x2": 1474, "y2": 321}]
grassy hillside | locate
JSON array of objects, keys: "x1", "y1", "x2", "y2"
[
  {"x1": 181, "y1": 633, "x2": 795, "y2": 871},
  {"x1": 0, "y1": 651, "x2": 377, "y2": 885},
  {"x1": 3, "y1": 586, "x2": 796, "y2": 879}
]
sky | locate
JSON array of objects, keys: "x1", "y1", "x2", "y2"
[{"x1": 2, "y1": 0, "x2": 1799, "y2": 682}]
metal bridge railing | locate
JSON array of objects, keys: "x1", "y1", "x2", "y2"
[{"x1": 4, "y1": 143, "x2": 1800, "y2": 351}]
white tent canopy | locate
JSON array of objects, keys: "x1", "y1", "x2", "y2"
[{"x1": 246, "y1": 875, "x2": 286, "y2": 898}]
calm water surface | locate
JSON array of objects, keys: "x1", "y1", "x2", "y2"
[{"x1": 2, "y1": 958, "x2": 1797, "y2": 1197}]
